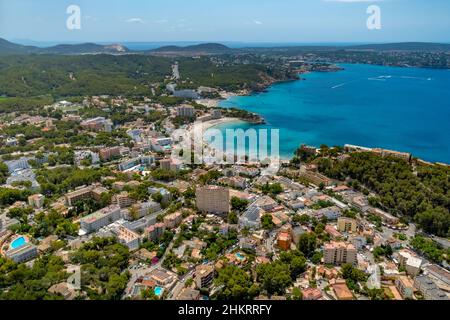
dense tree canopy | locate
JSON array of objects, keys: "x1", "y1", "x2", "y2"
[
  {"x1": 0, "y1": 255, "x2": 68, "y2": 300},
  {"x1": 215, "y1": 265, "x2": 258, "y2": 300},
  {"x1": 318, "y1": 153, "x2": 450, "y2": 237},
  {"x1": 70, "y1": 237, "x2": 130, "y2": 300}
]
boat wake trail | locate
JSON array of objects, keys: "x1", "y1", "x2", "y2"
[{"x1": 331, "y1": 80, "x2": 359, "y2": 89}]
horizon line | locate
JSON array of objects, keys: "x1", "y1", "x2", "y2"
[{"x1": 6, "y1": 38, "x2": 450, "y2": 46}]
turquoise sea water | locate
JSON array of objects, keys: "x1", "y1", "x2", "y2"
[{"x1": 217, "y1": 64, "x2": 450, "y2": 163}]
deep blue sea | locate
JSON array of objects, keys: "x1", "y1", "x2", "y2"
[{"x1": 216, "y1": 64, "x2": 450, "y2": 163}]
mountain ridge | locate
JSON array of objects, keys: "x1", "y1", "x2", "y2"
[
  {"x1": 1, "y1": 38, "x2": 450, "y2": 55},
  {"x1": 0, "y1": 38, "x2": 129, "y2": 55}
]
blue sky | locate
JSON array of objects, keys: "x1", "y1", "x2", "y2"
[{"x1": 0, "y1": 0, "x2": 449, "y2": 43}]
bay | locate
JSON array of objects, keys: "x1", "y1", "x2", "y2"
[{"x1": 217, "y1": 63, "x2": 450, "y2": 163}]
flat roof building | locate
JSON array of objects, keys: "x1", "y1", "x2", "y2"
[
  {"x1": 414, "y1": 275, "x2": 449, "y2": 301},
  {"x1": 5, "y1": 243, "x2": 38, "y2": 263},
  {"x1": 163, "y1": 211, "x2": 183, "y2": 229},
  {"x1": 65, "y1": 184, "x2": 107, "y2": 206},
  {"x1": 114, "y1": 225, "x2": 140, "y2": 251},
  {"x1": 395, "y1": 276, "x2": 414, "y2": 299},
  {"x1": 332, "y1": 281, "x2": 354, "y2": 300},
  {"x1": 28, "y1": 194, "x2": 45, "y2": 209},
  {"x1": 115, "y1": 191, "x2": 136, "y2": 209},
  {"x1": 337, "y1": 217, "x2": 357, "y2": 233},
  {"x1": 80, "y1": 205, "x2": 121, "y2": 234},
  {"x1": 323, "y1": 241, "x2": 357, "y2": 266},
  {"x1": 177, "y1": 105, "x2": 195, "y2": 118},
  {"x1": 195, "y1": 264, "x2": 215, "y2": 289},
  {"x1": 196, "y1": 185, "x2": 229, "y2": 215}
]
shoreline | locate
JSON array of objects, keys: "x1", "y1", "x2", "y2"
[
  {"x1": 205, "y1": 68, "x2": 449, "y2": 166},
  {"x1": 195, "y1": 117, "x2": 243, "y2": 132}
]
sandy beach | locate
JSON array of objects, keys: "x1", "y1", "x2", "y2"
[
  {"x1": 175, "y1": 117, "x2": 242, "y2": 152},
  {"x1": 196, "y1": 117, "x2": 242, "y2": 131}
]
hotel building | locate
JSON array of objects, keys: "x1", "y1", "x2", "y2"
[
  {"x1": 65, "y1": 184, "x2": 108, "y2": 206},
  {"x1": 80, "y1": 205, "x2": 121, "y2": 233},
  {"x1": 323, "y1": 241, "x2": 357, "y2": 266},
  {"x1": 6, "y1": 243, "x2": 38, "y2": 263},
  {"x1": 196, "y1": 186, "x2": 230, "y2": 214},
  {"x1": 195, "y1": 264, "x2": 215, "y2": 289},
  {"x1": 99, "y1": 146, "x2": 121, "y2": 161},
  {"x1": 115, "y1": 226, "x2": 140, "y2": 251},
  {"x1": 28, "y1": 194, "x2": 45, "y2": 209},
  {"x1": 177, "y1": 105, "x2": 195, "y2": 118},
  {"x1": 337, "y1": 217, "x2": 357, "y2": 233}
]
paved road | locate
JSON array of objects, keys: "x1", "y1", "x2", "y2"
[
  {"x1": 168, "y1": 269, "x2": 195, "y2": 300},
  {"x1": 123, "y1": 228, "x2": 178, "y2": 299}
]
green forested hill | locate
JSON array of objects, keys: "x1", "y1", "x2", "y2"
[
  {"x1": 0, "y1": 55, "x2": 172, "y2": 97},
  {"x1": 318, "y1": 153, "x2": 450, "y2": 237},
  {"x1": 0, "y1": 55, "x2": 276, "y2": 100}
]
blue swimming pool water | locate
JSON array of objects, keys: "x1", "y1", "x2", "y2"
[
  {"x1": 10, "y1": 236, "x2": 27, "y2": 249},
  {"x1": 154, "y1": 286, "x2": 163, "y2": 296},
  {"x1": 236, "y1": 252, "x2": 245, "y2": 260}
]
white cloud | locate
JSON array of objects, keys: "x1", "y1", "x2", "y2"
[
  {"x1": 125, "y1": 18, "x2": 144, "y2": 24},
  {"x1": 254, "y1": 20, "x2": 263, "y2": 25}
]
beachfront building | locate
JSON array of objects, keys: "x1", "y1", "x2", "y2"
[
  {"x1": 212, "y1": 109, "x2": 222, "y2": 119},
  {"x1": 150, "y1": 137, "x2": 173, "y2": 153},
  {"x1": 177, "y1": 105, "x2": 195, "y2": 118}
]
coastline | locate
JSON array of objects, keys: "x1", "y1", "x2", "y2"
[
  {"x1": 207, "y1": 65, "x2": 450, "y2": 166},
  {"x1": 199, "y1": 117, "x2": 243, "y2": 131}
]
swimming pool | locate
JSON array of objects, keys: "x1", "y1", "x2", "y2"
[
  {"x1": 154, "y1": 286, "x2": 163, "y2": 296},
  {"x1": 10, "y1": 236, "x2": 27, "y2": 250},
  {"x1": 235, "y1": 252, "x2": 245, "y2": 260}
]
